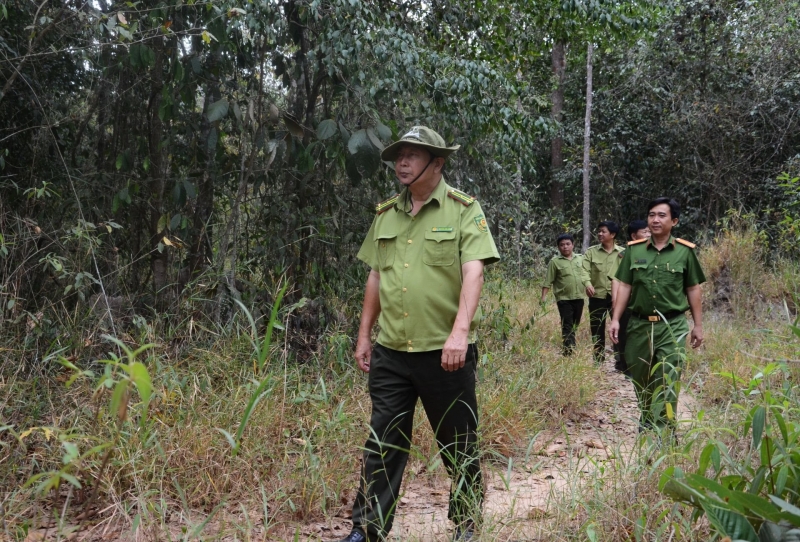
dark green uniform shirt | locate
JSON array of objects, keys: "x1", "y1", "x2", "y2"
[
  {"x1": 544, "y1": 254, "x2": 586, "y2": 301},
  {"x1": 614, "y1": 236, "x2": 706, "y2": 315},
  {"x1": 582, "y1": 244, "x2": 624, "y2": 298},
  {"x1": 357, "y1": 178, "x2": 500, "y2": 352}
]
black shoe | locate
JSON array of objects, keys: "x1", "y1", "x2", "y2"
[
  {"x1": 454, "y1": 525, "x2": 474, "y2": 541},
  {"x1": 329, "y1": 530, "x2": 367, "y2": 542}
]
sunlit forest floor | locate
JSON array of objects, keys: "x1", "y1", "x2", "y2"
[{"x1": 3, "y1": 227, "x2": 800, "y2": 541}]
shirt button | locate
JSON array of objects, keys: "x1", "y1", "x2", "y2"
[
  {"x1": 408, "y1": 347, "x2": 414, "y2": 351},
  {"x1": 408, "y1": 340, "x2": 412, "y2": 345},
  {"x1": 381, "y1": 243, "x2": 385, "y2": 248},
  {"x1": 402, "y1": 287, "x2": 407, "y2": 292},
  {"x1": 407, "y1": 239, "x2": 413, "y2": 244},
  {"x1": 404, "y1": 312, "x2": 409, "y2": 317},
  {"x1": 404, "y1": 263, "x2": 409, "y2": 268},
  {"x1": 653, "y1": 295, "x2": 656, "y2": 298},
  {"x1": 653, "y1": 280, "x2": 657, "y2": 283}
]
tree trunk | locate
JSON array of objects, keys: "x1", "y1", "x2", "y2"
[
  {"x1": 550, "y1": 40, "x2": 567, "y2": 209},
  {"x1": 147, "y1": 43, "x2": 168, "y2": 302},
  {"x1": 582, "y1": 43, "x2": 594, "y2": 251}
]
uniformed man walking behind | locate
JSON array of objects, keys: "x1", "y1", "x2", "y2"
[
  {"x1": 609, "y1": 198, "x2": 705, "y2": 433},
  {"x1": 582, "y1": 221, "x2": 624, "y2": 364},
  {"x1": 610, "y1": 220, "x2": 650, "y2": 374},
  {"x1": 541, "y1": 233, "x2": 586, "y2": 355},
  {"x1": 333, "y1": 126, "x2": 500, "y2": 542}
]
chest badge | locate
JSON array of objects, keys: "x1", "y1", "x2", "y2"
[
  {"x1": 431, "y1": 226, "x2": 453, "y2": 232},
  {"x1": 635, "y1": 259, "x2": 647, "y2": 264}
]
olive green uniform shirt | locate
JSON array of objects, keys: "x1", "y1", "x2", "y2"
[
  {"x1": 582, "y1": 244, "x2": 625, "y2": 298},
  {"x1": 614, "y1": 236, "x2": 706, "y2": 315},
  {"x1": 544, "y1": 254, "x2": 586, "y2": 302},
  {"x1": 357, "y1": 179, "x2": 500, "y2": 352}
]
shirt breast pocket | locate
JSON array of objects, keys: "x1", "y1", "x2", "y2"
[
  {"x1": 423, "y1": 230, "x2": 456, "y2": 266},
  {"x1": 631, "y1": 262, "x2": 649, "y2": 285},
  {"x1": 665, "y1": 262, "x2": 685, "y2": 286},
  {"x1": 375, "y1": 233, "x2": 397, "y2": 270}
]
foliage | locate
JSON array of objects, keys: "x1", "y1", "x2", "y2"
[{"x1": 661, "y1": 360, "x2": 800, "y2": 542}]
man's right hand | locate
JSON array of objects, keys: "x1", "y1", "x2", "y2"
[
  {"x1": 354, "y1": 336, "x2": 373, "y2": 373},
  {"x1": 609, "y1": 319, "x2": 620, "y2": 344},
  {"x1": 586, "y1": 285, "x2": 596, "y2": 297}
]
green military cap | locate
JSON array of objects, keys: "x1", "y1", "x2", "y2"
[{"x1": 380, "y1": 126, "x2": 461, "y2": 161}]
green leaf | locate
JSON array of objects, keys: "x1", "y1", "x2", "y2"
[
  {"x1": 207, "y1": 127, "x2": 218, "y2": 151},
  {"x1": 703, "y1": 503, "x2": 758, "y2": 542},
  {"x1": 348, "y1": 129, "x2": 371, "y2": 155},
  {"x1": 215, "y1": 428, "x2": 237, "y2": 449},
  {"x1": 172, "y1": 181, "x2": 186, "y2": 207},
  {"x1": 206, "y1": 99, "x2": 229, "y2": 122},
  {"x1": 183, "y1": 180, "x2": 197, "y2": 199},
  {"x1": 752, "y1": 405, "x2": 766, "y2": 450},
  {"x1": 128, "y1": 362, "x2": 152, "y2": 406},
  {"x1": 169, "y1": 213, "x2": 181, "y2": 230},
  {"x1": 758, "y1": 521, "x2": 785, "y2": 542},
  {"x1": 338, "y1": 122, "x2": 350, "y2": 144},
  {"x1": 317, "y1": 119, "x2": 337, "y2": 140},
  {"x1": 366, "y1": 128, "x2": 384, "y2": 151},
  {"x1": 59, "y1": 472, "x2": 82, "y2": 489},
  {"x1": 375, "y1": 121, "x2": 392, "y2": 141},
  {"x1": 283, "y1": 114, "x2": 304, "y2": 138},
  {"x1": 110, "y1": 380, "x2": 129, "y2": 421}
]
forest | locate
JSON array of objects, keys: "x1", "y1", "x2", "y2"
[{"x1": 2, "y1": 0, "x2": 800, "y2": 540}]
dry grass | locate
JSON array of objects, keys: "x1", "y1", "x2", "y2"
[{"x1": 2, "y1": 231, "x2": 800, "y2": 540}]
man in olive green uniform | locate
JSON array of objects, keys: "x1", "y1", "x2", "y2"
[
  {"x1": 333, "y1": 127, "x2": 500, "y2": 542},
  {"x1": 541, "y1": 233, "x2": 586, "y2": 355},
  {"x1": 582, "y1": 221, "x2": 624, "y2": 363},
  {"x1": 609, "y1": 198, "x2": 705, "y2": 432}
]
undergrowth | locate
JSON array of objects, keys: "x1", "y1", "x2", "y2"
[{"x1": 1, "y1": 225, "x2": 799, "y2": 541}]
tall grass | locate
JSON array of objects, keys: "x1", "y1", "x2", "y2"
[{"x1": 1, "y1": 226, "x2": 799, "y2": 540}]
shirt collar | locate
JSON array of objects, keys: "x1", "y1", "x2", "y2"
[
  {"x1": 645, "y1": 235, "x2": 677, "y2": 250},
  {"x1": 395, "y1": 177, "x2": 448, "y2": 213}
]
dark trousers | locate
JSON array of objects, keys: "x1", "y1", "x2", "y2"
[
  {"x1": 352, "y1": 344, "x2": 482, "y2": 539},
  {"x1": 616, "y1": 309, "x2": 632, "y2": 373},
  {"x1": 556, "y1": 299, "x2": 584, "y2": 355},
  {"x1": 588, "y1": 295, "x2": 615, "y2": 363}
]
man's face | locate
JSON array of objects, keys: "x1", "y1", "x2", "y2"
[
  {"x1": 558, "y1": 239, "x2": 574, "y2": 257},
  {"x1": 632, "y1": 228, "x2": 650, "y2": 241},
  {"x1": 394, "y1": 145, "x2": 436, "y2": 185},
  {"x1": 648, "y1": 204, "x2": 678, "y2": 236},
  {"x1": 597, "y1": 226, "x2": 614, "y2": 244}
]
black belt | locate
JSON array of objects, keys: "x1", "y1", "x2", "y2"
[{"x1": 631, "y1": 311, "x2": 684, "y2": 322}]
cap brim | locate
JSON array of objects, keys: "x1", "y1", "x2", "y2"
[{"x1": 380, "y1": 141, "x2": 460, "y2": 161}]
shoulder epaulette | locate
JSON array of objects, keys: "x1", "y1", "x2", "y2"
[
  {"x1": 676, "y1": 238, "x2": 697, "y2": 249},
  {"x1": 447, "y1": 189, "x2": 475, "y2": 206},
  {"x1": 627, "y1": 238, "x2": 647, "y2": 246},
  {"x1": 375, "y1": 194, "x2": 399, "y2": 215}
]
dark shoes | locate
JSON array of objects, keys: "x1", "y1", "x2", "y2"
[{"x1": 329, "y1": 530, "x2": 367, "y2": 542}]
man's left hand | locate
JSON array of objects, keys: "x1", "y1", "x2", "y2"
[
  {"x1": 442, "y1": 332, "x2": 468, "y2": 372},
  {"x1": 690, "y1": 326, "x2": 704, "y2": 349}
]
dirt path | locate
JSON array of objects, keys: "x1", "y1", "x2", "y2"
[{"x1": 309, "y1": 356, "x2": 700, "y2": 542}]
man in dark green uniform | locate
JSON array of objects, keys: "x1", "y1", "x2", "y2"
[
  {"x1": 333, "y1": 126, "x2": 500, "y2": 542},
  {"x1": 610, "y1": 220, "x2": 650, "y2": 374},
  {"x1": 541, "y1": 233, "x2": 586, "y2": 355},
  {"x1": 609, "y1": 198, "x2": 705, "y2": 433},
  {"x1": 582, "y1": 221, "x2": 624, "y2": 364}
]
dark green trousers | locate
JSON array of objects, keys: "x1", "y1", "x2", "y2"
[
  {"x1": 625, "y1": 315, "x2": 689, "y2": 430},
  {"x1": 351, "y1": 344, "x2": 482, "y2": 539}
]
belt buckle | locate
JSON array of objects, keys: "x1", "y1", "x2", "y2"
[{"x1": 647, "y1": 315, "x2": 660, "y2": 322}]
